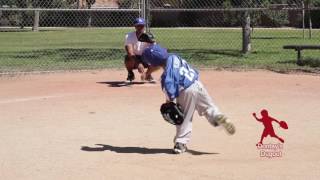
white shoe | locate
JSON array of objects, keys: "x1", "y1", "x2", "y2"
[
  {"x1": 214, "y1": 115, "x2": 236, "y2": 135},
  {"x1": 173, "y1": 143, "x2": 187, "y2": 154}
]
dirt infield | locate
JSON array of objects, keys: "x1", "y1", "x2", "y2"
[{"x1": 0, "y1": 70, "x2": 319, "y2": 180}]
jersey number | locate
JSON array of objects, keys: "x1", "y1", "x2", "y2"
[{"x1": 179, "y1": 67, "x2": 195, "y2": 81}]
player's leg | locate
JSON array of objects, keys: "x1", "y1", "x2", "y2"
[
  {"x1": 124, "y1": 55, "x2": 136, "y2": 81},
  {"x1": 145, "y1": 66, "x2": 160, "y2": 82},
  {"x1": 195, "y1": 81, "x2": 236, "y2": 135},
  {"x1": 259, "y1": 130, "x2": 268, "y2": 144},
  {"x1": 134, "y1": 55, "x2": 160, "y2": 82},
  {"x1": 276, "y1": 136, "x2": 285, "y2": 143},
  {"x1": 258, "y1": 135, "x2": 264, "y2": 145},
  {"x1": 135, "y1": 55, "x2": 147, "y2": 81},
  {"x1": 194, "y1": 81, "x2": 221, "y2": 124},
  {"x1": 174, "y1": 83, "x2": 197, "y2": 153},
  {"x1": 271, "y1": 133, "x2": 285, "y2": 143},
  {"x1": 135, "y1": 55, "x2": 159, "y2": 82}
]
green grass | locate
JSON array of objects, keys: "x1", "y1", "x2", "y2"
[{"x1": 0, "y1": 27, "x2": 319, "y2": 73}]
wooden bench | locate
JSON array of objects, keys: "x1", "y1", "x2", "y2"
[{"x1": 283, "y1": 45, "x2": 320, "y2": 65}]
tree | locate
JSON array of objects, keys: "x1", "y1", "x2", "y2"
[
  {"x1": 304, "y1": 0, "x2": 320, "y2": 37},
  {"x1": 86, "y1": 0, "x2": 95, "y2": 8},
  {"x1": 0, "y1": 0, "x2": 16, "y2": 7},
  {"x1": 180, "y1": 0, "x2": 223, "y2": 8},
  {"x1": 118, "y1": 0, "x2": 139, "y2": 8},
  {"x1": 32, "y1": 0, "x2": 52, "y2": 8},
  {"x1": 86, "y1": 0, "x2": 95, "y2": 27},
  {"x1": 16, "y1": 0, "x2": 28, "y2": 29},
  {"x1": 31, "y1": 0, "x2": 75, "y2": 8}
]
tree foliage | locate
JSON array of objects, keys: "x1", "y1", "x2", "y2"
[
  {"x1": 86, "y1": 0, "x2": 95, "y2": 8},
  {"x1": 118, "y1": 0, "x2": 139, "y2": 8}
]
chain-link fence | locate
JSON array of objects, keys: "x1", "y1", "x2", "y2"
[{"x1": 0, "y1": 0, "x2": 320, "y2": 73}]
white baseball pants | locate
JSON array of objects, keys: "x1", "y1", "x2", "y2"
[{"x1": 175, "y1": 80, "x2": 222, "y2": 144}]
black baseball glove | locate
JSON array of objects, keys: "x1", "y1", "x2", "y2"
[
  {"x1": 160, "y1": 102, "x2": 184, "y2": 125},
  {"x1": 138, "y1": 32, "x2": 156, "y2": 43}
]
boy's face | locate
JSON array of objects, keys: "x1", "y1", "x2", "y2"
[{"x1": 135, "y1": 25, "x2": 145, "y2": 33}]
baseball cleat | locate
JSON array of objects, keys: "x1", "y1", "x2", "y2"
[
  {"x1": 126, "y1": 71, "x2": 135, "y2": 82},
  {"x1": 214, "y1": 115, "x2": 236, "y2": 135},
  {"x1": 173, "y1": 143, "x2": 187, "y2": 154}
]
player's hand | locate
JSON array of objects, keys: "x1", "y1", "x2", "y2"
[{"x1": 137, "y1": 63, "x2": 144, "y2": 74}]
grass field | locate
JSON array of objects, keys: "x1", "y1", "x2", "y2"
[{"x1": 0, "y1": 27, "x2": 319, "y2": 73}]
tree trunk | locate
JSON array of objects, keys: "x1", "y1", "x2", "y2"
[
  {"x1": 88, "y1": 14, "x2": 92, "y2": 27},
  {"x1": 242, "y1": 11, "x2": 251, "y2": 54},
  {"x1": 88, "y1": 3, "x2": 92, "y2": 27},
  {"x1": 17, "y1": 0, "x2": 27, "y2": 29},
  {"x1": 308, "y1": 12, "x2": 312, "y2": 39},
  {"x1": 302, "y1": 2, "x2": 305, "y2": 39},
  {"x1": 307, "y1": 1, "x2": 312, "y2": 39},
  {"x1": 32, "y1": 10, "x2": 40, "y2": 32}
]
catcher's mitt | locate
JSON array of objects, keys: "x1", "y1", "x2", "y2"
[
  {"x1": 138, "y1": 32, "x2": 155, "y2": 43},
  {"x1": 160, "y1": 102, "x2": 184, "y2": 125},
  {"x1": 279, "y1": 121, "x2": 288, "y2": 129}
]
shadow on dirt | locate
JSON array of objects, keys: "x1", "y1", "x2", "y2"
[
  {"x1": 97, "y1": 81, "x2": 154, "y2": 87},
  {"x1": 81, "y1": 144, "x2": 218, "y2": 155}
]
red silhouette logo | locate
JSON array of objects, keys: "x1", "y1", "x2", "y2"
[{"x1": 253, "y1": 109, "x2": 288, "y2": 146}]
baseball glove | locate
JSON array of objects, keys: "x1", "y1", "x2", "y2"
[
  {"x1": 138, "y1": 32, "x2": 155, "y2": 43},
  {"x1": 279, "y1": 121, "x2": 288, "y2": 129},
  {"x1": 160, "y1": 102, "x2": 184, "y2": 125}
]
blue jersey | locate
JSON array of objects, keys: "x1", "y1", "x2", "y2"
[{"x1": 161, "y1": 54, "x2": 199, "y2": 100}]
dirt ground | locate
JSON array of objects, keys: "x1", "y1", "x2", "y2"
[{"x1": 0, "y1": 70, "x2": 319, "y2": 180}]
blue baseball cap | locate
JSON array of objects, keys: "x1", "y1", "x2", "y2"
[
  {"x1": 134, "y1": 17, "x2": 145, "y2": 26},
  {"x1": 142, "y1": 44, "x2": 169, "y2": 66}
]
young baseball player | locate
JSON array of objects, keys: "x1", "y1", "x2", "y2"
[{"x1": 142, "y1": 44, "x2": 236, "y2": 154}]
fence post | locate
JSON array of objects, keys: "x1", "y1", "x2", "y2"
[
  {"x1": 140, "y1": 0, "x2": 150, "y2": 32},
  {"x1": 242, "y1": 11, "x2": 251, "y2": 54},
  {"x1": 302, "y1": 2, "x2": 305, "y2": 39},
  {"x1": 145, "y1": 0, "x2": 150, "y2": 32},
  {"x1": 32, "y1": 10, "x2": 40, "y2": 32},
  {"x1": 138, "y1": 0, "x2": 142, "y2": 17},
  {"x1": 141, "y1": 0, "x2": 146, "y2": 20}
]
